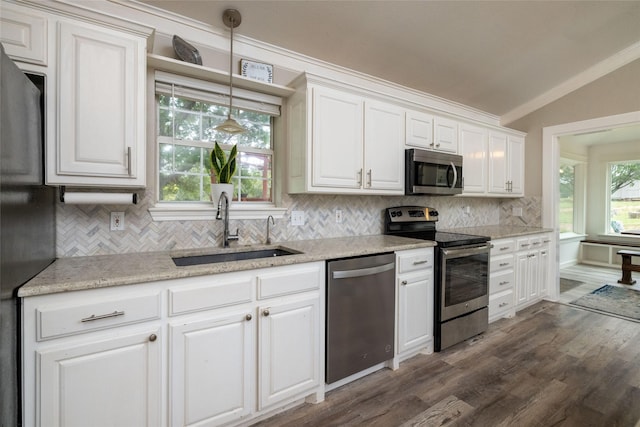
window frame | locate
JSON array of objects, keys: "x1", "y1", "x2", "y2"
[
  {"x1": 606, "y1": 159, "x2": 640, "y2": 236},
  {"x1": 149, "y1": 72, "x2": 287, "y2": 221},
  {"x1": 558, "y1": 155, "x2": 587, "y2": 240}
]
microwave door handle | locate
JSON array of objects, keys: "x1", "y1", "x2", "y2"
[{"x1": 449, "y1": 162, "x2": 458, "y2": 189}]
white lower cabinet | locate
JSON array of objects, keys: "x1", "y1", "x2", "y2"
[
  {"x1": 488, "y1": 238, "x2": 516, "y2": 322},
  {"x1": 39, "y1": 328, "x2": 162, "y2": 427},
  {"x1": 258, "y1": 295, "x2": 320, "y2": 410},
  {"x1": 170, "y1": 309, "x2": 254, "y2": 427},
  {"x1": 515, "y1": 233, "x2": 552, "y2": 310},
  {"x1": 23, "y1": 262, "x2": 325, "y2": 427},
  {"x1": 395, "y1": 248, "x2": 434, "y2": 360}
]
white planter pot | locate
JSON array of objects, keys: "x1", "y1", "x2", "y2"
[{"x1": 211, "y1": 183, "x2": 234, "y2": 206}]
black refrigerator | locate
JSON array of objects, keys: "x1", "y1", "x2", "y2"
[{"x1": 0, "y1": 44, "x2": 56, "y2": 426}]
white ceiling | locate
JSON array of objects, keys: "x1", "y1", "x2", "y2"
[{"x1": 137, "y1": 0, "x2": 640, "y2": 122}]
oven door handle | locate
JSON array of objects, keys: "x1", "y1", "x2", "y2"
[
  {"x1": 442, "y1": 244, "x2": 491, "y2": 258},
  {"x1": 332, "y1": 262, "x2": 395, "y2": 280}
]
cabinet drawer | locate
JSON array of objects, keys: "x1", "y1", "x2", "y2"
[
  {"x1": 490, "y1": 269, "x2": 514, "y2": 294},
  {"x1": 397, "y1": 248, "x2": 433, "y2": 274},
  {"x1": 489, "y1": 289, "x2": 514, "y2": 317},
  {"x1": 257, "y1": 265, "x2": 322, "y2": 299},
  {"x1": 490, "y1": 254, "x2": 514, "y2": 272},
  {"x1": 169, "y1": 275, "x2": 253, "y2": 315},
  {"x1": 491, "y1": 239, "x2": 515, "y2": 256},
  {"x1": 37, "y1": 293, "x2": 161, "y2": 341}
]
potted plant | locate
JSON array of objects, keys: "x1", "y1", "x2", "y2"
[{"x1": 210, "y1": 141, "x2": 237, "y2": 204}]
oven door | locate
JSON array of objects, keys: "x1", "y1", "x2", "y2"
[{"x1": 439, "y1": 244, "x2": 490, "y2": 321}]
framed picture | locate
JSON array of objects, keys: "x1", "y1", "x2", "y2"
[{"x1": 240, "y1": 59, "x2": 273, "y2": 83}]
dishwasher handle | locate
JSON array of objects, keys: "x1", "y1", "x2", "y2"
[{"x1": 331, "y1": 262, "x2": 395, "y2": 280}]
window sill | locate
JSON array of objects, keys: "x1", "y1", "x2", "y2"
[
  {"x1": 559, "y1": 232, "x2": 586, "y2": 242},
  {"x1": 148, "y1": 202, "x2": 287, "y2": 221}
]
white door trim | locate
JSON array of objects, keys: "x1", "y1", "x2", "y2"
[{"x1": 542, "y1": 111, "x2": 640, "y2": 300}]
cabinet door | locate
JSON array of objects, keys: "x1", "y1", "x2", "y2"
[
  {"x1": 312, "y1": 86, "x2": 363, "y2": 189},
  {"x1": 515, "y1": 251, "x2": 529, "y2": 307},
  {"x1": 433, "y1": 116, "x2": 458, "y2": 153},
  {"x1": 488, "y1": 132, "x2": 508, "y2": 194},
  {"x1": 0, "y1": 4, "x2": 48, "y2": 66},
  {"x1": 459, "y1": 124, "x2": 487, "y2": 194},
  {"x1": 527, "y1": 251, "x2": 540, "y2": 301},
  {"x1": 398, "y1": 273, "x2": 433, "y2": 354},
  {"x1": 258, "y1": 295, "x2": 320, "y2": 410},
  {"x1": 170, "y1": 310, "x2": 254, "y2": 427},
  {"x1": 364, "y1": 100, "x2": 404, "y2": 191},
  {"x1": 539, "y1": 246, "x2": 550, "y2": 298},
  {"x1": 508, "y1": 135, "x2": 525, "y2": 195},
  {"x1": 53, "y1": 21, "x2": 145, "y2": 186},
  {"x1": 39, "y1": 328, "x2": 162, "y2": 427},
  {"x1": 405, "y1": 110, "x2": 433, "y2": 149}
]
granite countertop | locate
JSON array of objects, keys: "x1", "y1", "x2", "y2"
[
  {"x1": 19, "y1": 235, "x2": 435, "y2": 297},
  {"x1": 442, "y1": 225, "x2": 553, "y2": 240}
]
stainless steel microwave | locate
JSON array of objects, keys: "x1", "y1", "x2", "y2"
[{"x1": 405, "y1": 149, "x2": 463, "y2": 195}]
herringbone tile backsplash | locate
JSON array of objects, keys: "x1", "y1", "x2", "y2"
[{"x1": 57, "y1": 190, "x2": 541, "y2": 257}]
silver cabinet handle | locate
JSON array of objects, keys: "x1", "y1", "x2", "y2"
[
  {"x1": 367, "y1": 169, "x2": 372, "y2": 187},
  {"x1": 149, "y1": 334, "x2": 157, "y2": 342},
  {"x1": 499, "y1": 262, "x2": 509, "y2": 267},
  {"x1": 499, "y1": 302, "x2": 508, "y2": 308},
  {"x1": 401, "y1": 280, "x2": 408, "y2": 286},
  {"x1": 499, "y1": 281, "x2": 509, "y2": 286},
  {"x1": 262, "y1": 309, "x2": 270, "y2": 317},
  {"x1": 521, "y1": 243, "x2": 530, "y2": 248},
  {"x1": 127, "y1": 147, "x2": 132, "y2": 176},
  {"x1": 412, "y1": 260, "x2": 429, "y2": 265},
  {"x1": 500, "y1": 247, "x2": 510, "y2": 251},
  {"x1": 245, "y1": 314, "x2": 252, "y2": 321},
  {"x1": 81, "y1": 310, "x2": 124, "y2": 322}
]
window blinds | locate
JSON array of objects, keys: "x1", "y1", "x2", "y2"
[{"x1": 155, "y1": 71, "x2": 282, "y2": 116}]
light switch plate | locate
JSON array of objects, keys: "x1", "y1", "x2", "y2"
[{"x1": 291, "y1": 210, "x2": 305, "y2": 226}]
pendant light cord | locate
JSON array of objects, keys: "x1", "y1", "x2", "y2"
[{"x1": 228, "y1": 16, "x2": 234, "y2": 119}]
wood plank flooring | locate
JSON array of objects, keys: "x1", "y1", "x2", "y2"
[
  {"x1": 558, "y1": 263, "x2": 640, "y2": 305},
  {"x1": 254, "y1": 300, "x2": 640, "y2": 427}
]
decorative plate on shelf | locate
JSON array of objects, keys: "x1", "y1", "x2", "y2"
[
  {"x1": 172, "y1": 35, "x2": 202, "y2": 65},
  {"x1": 240, "y1": 59, "x2": 273, "y2": 83}
]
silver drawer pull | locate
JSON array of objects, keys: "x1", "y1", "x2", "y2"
[
  {"x1": 81, "y1": 310, "x2": 125, "y2": 322},
  {"x1": 499, "y1": 302, "x2": 509, "y2": 308},
  {"x1": 499, "y1": 247, "x2": 510, "y2": 251},
  {"x1": 499, "y1": 281, "x2": 509, "y2": 286},
  {"x1": 499, "y1": 262, "x2": 509, "y2": 267},
  {"x1": 412, "y1": 260, "x2": 429, "y2": 265}
]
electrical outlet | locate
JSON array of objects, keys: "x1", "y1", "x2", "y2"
[
  {"x1": 291, "y1": 210, "x2": 305, "y2": 226},
  {"x1": 335, "y1": 209, "x2": 343, "y2": 223},
  {"x1": 110, "y1": 212, "x2": 125, "y2": 231},
  {"x1": 512, "y1": 207, "x2": 523, "y2": 217}
]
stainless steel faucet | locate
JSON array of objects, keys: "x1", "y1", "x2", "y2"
[
  {"x1": 265, "y1": 215, "x2": 275, "y2": 244},
  {"x1": 216, "y1": 191, "x2": 239, "y2": 248}
]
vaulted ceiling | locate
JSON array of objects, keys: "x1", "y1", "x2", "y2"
[{"x1": 138, "y1": 0, "x2": 640, "y2": 123}]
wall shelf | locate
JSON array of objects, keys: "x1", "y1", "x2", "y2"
[{"x1": 147, "y1": 54, "x2": 295, "y2": 98}]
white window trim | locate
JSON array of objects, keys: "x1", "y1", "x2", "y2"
[
  {"x1": 149, "y1": 71, "x2": 284, "y2": 222},
  {"x1": 149, "y1": 203, "x2": 287, "y2": 221}
]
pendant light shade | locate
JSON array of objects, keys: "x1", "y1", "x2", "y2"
[{"x1": 215, "y1": 9, "x2": 245, "y2": 134}]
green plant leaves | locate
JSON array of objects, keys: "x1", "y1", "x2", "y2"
[{"x1": 210, "y1": 141, "x2": 237, "y2": 183}]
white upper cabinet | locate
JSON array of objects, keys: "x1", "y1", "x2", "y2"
[
  {"x1": 288, "y1": 75, "x2": 404, "y2": 195},
  {"x1": 0, "y1": 2, "x2": 48, "y2": 66},
  {"x1": 405, "y1": 110, "x2": 458, "y2": 154},
  {"x1": 405, "y1": 110, "x2": 434, "y2": 149},
  {"x1": 433, "y1": 116, "x2": 459, "y2": 153},
  {"x1": 50, "y1": 20, "x2": 148, "y2": 187},
  {"x1": 459, "y1": 123, "x2": 488, "y2": 195},
  {"x1": 488, "y1": 131, "x2": 524, "y2": 196}
]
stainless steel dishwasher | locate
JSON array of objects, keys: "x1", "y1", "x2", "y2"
[{"x1": 326, "y1": 253, "x2": 396, "y2": 384}]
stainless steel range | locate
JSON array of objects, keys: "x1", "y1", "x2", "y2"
[{"x1": 384, "y1": 206, "x2": 491, "y2": 351}]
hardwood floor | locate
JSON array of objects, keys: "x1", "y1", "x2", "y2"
[
  {"x1": 254, "y1": 300, "x2": 640, "y2": 427},
  {"x1": 558, "y1": 263, "x2": 640, "y2": 305}
]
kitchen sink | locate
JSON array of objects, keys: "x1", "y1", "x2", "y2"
[{"x1": 172, "y1": 247, "x2": 301, "y2": 267}]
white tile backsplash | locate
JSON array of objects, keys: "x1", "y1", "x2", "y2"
[{"x1": 57, "y1": 191, "x2": 541, "y2": 257}]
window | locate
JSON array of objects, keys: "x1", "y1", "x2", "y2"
[
  {"x1": 559, "y1": 162, "x2": 575, "y2": 233},
  {"x1": 607, "y1": 160, "x2": 640, "y2": 234},
  {"x1": 558, "y1": 156, "x2": 586, "y2": 236},
  {"x1": 151, "y1": 72, "x2": 285, "y2": 220}
]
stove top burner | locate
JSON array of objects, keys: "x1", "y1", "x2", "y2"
[{"x1": 384, "y1": 206, "x2": 490, "y2": 247}]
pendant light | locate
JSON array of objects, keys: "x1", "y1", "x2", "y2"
[{"x1": 215, "y1": 9, "x2": 245, "y2": 134}]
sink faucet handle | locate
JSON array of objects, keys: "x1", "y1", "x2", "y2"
[
  {"x1": 228, "y1": 228, "x2": 240, "y2": 241},
  {"x1": 266, "y1": 215, "x2": 275, "y2": 244}
]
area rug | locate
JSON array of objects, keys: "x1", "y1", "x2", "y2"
[
  {"x1": 560, "y1": 277, "x2": 584, "y2": 293},
  {"x1": 570, "y1": 285, "x2": 640, "y2": 321}
]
